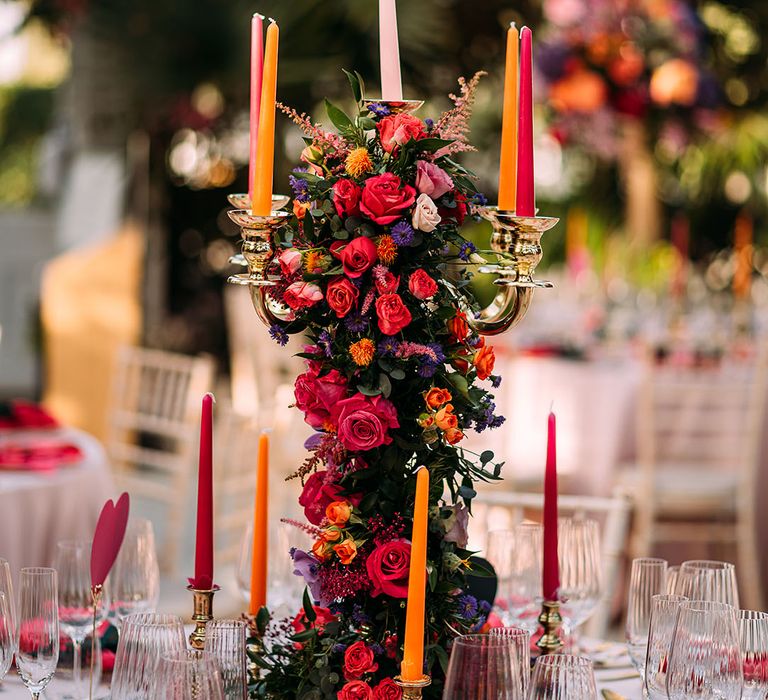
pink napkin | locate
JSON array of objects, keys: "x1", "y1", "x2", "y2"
[
  {"x1": 0, "y1": 441, "x2": 82, "y2": 471},
  {"x1": 90, "y1": 493, "x2": 130, "y2": 588}
]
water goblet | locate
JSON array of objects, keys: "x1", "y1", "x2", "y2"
[
  {"x1": 675, "y1": 560, "x2": 739, "y2": 607},
  {"x1": 204, "y1": 619, "x2": 247, "y2": 699},
  {"x1": 558, "y1": 519, "x2": 601, "y2": 643},
  {"x1": 738, "y1": 609, "x2": 768, "y2": 699},
  {"x1": 644, "y1": 594, "x2": 687, "y2": 700},
  {"x1": 148, "y1": 650, "x2": 224, "y2": 699},
  {"x1": 16, "y1": 567, "x2": 59, "y2": 699},
  {"x1": 528, "y1": 653, "x2": 597, "y2": 699},
  {"x1": 443, "y1": 634, "x2": 523, "y2": 699},
  {"x1": 666, "y1": 600, "x2": 742, "y2": 699},
  {"x1": 486, "y1": 529, "x2": 517, "y2": 625},
  {"x1": 507, "y1": 523, "x2": 543, "y2": 632},
  {"x1": 489, "y1": 626, "x2": 532, "y2": 697},
  {"x1": 625, "y1": 558, "x2": 668, "y2": 680}
]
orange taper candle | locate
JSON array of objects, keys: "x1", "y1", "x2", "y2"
[
  {"x1": 252, "y1": 20, "x2": 279, "y2": 216},
  {"x1": 401, "y1": 466, "x2": 430, "y2": 682},
  {"x1": 498, "y1": 22, "x2": 519, "y2": 211},
  {"x1": 734, "y1": 212, "x2": 753, "y2": 300},
  {"x1": 248, "y1": 432, "x2": 269, "y2": 614}
]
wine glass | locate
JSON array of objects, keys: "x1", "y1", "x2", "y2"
[
  {"x1": 55, "y1": 540, "x2": 109, "y2": 698},
  {"x1": 148, "y1": 650, "x2": 224, "y2": 699},
  {"x1": 486, "y1": 529, "x2": 516, "y2": 625},
  {"x1": 507, "y1": 522, "x2": 543, "y2": 632},
  {"x1": 666, "y1": 566, "x2": 680, "y2": 595},
  {"x1": 625, "y1": 558, "x2": 668, "y2": 680},
  {"x1": 0, "y1": 591, "x2": 14, "y2": 681},
  {"x1": 738, "y1": 609, "x2": 768, "y2": 699},
  {"x1": 0, "y1": 558, "x2": 16, "y2": 648},
  {"x1": 204, "y1": 620, "x2": 247, "y2": 699},
  {"x1": 111, "y1": 612, "x2": 186, "y2": 699},
  {"x1": 674, "y1": 560, "x2": 739, "y2": 607},
  {"x1": 644, "y1": 594, "x2": 687, "y2": 700},
  {"x1": 558, "y1": 519, "x2": 601, "y2": 642},
  {"x1": 16, "y1": 567, "x2": 59, "y2": 699},
  {"x1": 666, "y1": 600, "x2": 742, "y2": 699},
  {"x1": 489, "y1": 626, "x2": 532, "y2": 698},
  {"x1": 110, "y1": 518, "x2": 160, "y2": 628},
  {"x1": 528, "y1": 654, "x2": 597, "y2": 699},
  {"x1": 443, "y1": 634, "x2": 522, "y2": 699}
]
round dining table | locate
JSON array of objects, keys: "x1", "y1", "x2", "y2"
[{"x1": 0, "y1": 427, "x2": 115, "y2": 575}]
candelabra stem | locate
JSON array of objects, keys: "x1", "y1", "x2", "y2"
[
  {"x1": 536, "y1": 599, "x2": 564, "y2": 655},
  {"x1": 187, "y1": 584, "x2": 219, "y2": 650},
  {"x1": 394, "y1": 675, "x2": 431, "y2": 699}
]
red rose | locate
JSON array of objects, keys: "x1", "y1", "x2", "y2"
[
  {"x1": 438, "y1": 192, "x2": 468, "y2": 225},
  {"x1": 283, "y1": 281, "x2": 323, "y2": 310},
  {"x1": 374, "y1": 268, "x2": 400, "y2": 295},
  {"x1": 327, "y1": 276, "x2": 360, "y2": 318},
  {"x1": 408, "y1": 270, "x2": 438, "y2": 300},
  {"x1": 332, "y1": 394, "x2": 400, "y2": 452},
  {"x1": 294, "y1": 368, "x2": 348, "y2": 429},
  {"x1": 344, "y1": 641, "x2": 379, "y2": 680},
  {"x1": 360, "y1": 173, "x2": 416, "y2": 225},
  {"x1": 375, "y1": 293, "x2": 412, "y2": 335},
  {"x1": 333, "y1": 178, "x2": 362, "y2": 217},
  {"x1": 366, "y1": 539, "x2": 412, "y2": 598},
  {"x1": 337, "y1": 237, "x2": 378, "y2": 278},
  {"x1": 298, "y1": 470, "x2": 362, "y2": 526},
  {"x1": 338, "y1": 681, "x2": 374, "y2": 700},
  {"x1": 291, "y1": 605, "x2": 336, "y2": 636},
  {"x1": 377, "y1": 113, "x2": 426, "y2": 153},
  {"x1": 373, "y1": 678, "x2": 403, "y2": 700},
  {"x1": 448, "y1": 310, "x2": 469, "y2": 341}
]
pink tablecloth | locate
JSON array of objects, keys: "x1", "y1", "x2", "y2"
[{"x1": 0, "y1": 428, "x2": 115, "y2": 574}]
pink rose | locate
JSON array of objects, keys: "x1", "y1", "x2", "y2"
[
  {"x1": 415, "y1": 160, "x2": 454, "y2": 199},
  {"x1": 294, "y1": 368, "x2": 348, "y2": 429},
  {"x1": 344, "y1": 641, "x2": 379, "y2": 680},
  {"x1": 408, "y1": 270, "x2": 438, "y2": 300},
  {"x1": 338, "y1": 681, "x2": 374, "y2": 700},
  {"x1": 283, "y1": 281, "x2": 323, "y2": 310},
  {"x1": 337, "y1": 237, "x2": 378, "y2": 278},
  {"x1": 375, "y1": 294, "x2": 412, "y2": 335},
  {"x1": 366, "y1": 539, "x2": 412, "y2": 598},
  {"x1": 373, "y1": 678, "x2": 403, "y2": 700},
  {"x1": 298, "y1": 470, "x2": 361, "y2": 526},
  {"x1": 333, "y1": 179, "x2": 362, "y2": 218},
  {"x1": 377, "y1": 113, "x2": 426, "y2": 153},
  {"x1": 360, "y1": 173, "x2": 416, "y2": 225},
  {"x1": 332, "y1": 394, "x2": 400, "y2": 452},
  {"x1": 327, "y1": 276, "x2": 360, "y2": 318},
  {"x1": 278, "y1": 248, "x2": 303, "y2": 276}
]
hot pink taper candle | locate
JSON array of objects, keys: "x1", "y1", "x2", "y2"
[
  {"x1": 379, "y1": 0, "x2": 403, "y2": 100},
  {"x1": 192, "y1": 393, "x2": 214, "y2": 589},
  {"x1": 248, "y1": 13, "x2": 264, "y2": 200},
  {"x1": 542, "y1": 410, "x2": 560, "y2": 602},
  {"x1": 515, "y1": 26, "x2": 535, "y2": 217}
]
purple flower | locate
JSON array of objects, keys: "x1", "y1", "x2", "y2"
[
  {"x1": 288, "y1": 174, "x2": 311, "y2": 203},
  {"x1": 344, "y1": 312, "x2": 369, "y2": 333},
  {"x1": 424, "y1": 117, "x2": 434, "y2": 130},
  {"x1": 391, "y1": 220, "x2": 415, "y2": 246},
  {"x1": 317, "y1": 330, "x2": 333, "y2": 357},
  {"x1": 458, "y1": 594, "x2": 478, "y2": 620},
  {"x1": 458, "y1": 241, "x2": 477, "y2": 262},
  {"x1": 304, "y1": 433, "x2": 324, "y2": 450},
  {"x1": 417, "y1": 363, "x2": 438, "y2": 378},
  {"x1": 472, "y1": 192, "x2": 488, "y2": 206},
  {"x1": 490, "y1": 375, "x2": 502, "y2": 388},
  {"x1": 367, "y1": 102, "x2": 391, "y2": 117},
  {"x1": 269, "y1": 324, "x2": 289, "y2": 346},
  {"x1": 290, "y1": 549, "x2": 322, "y2": 602},
  {"x1": 378, "y1": 336, "x2": 399, "y2": 357}
]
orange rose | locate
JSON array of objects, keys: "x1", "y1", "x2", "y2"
[
  {"x1": 435, "y1": 404, "x2": 458, "y2": 431},
  {"x1": 321, "y1": 527, "x2": 342, "y2": 543},
  {"x1": 448, "y1": 311, "x2": 469, "y2": 341},
  {"x1": 444, "y1": 427, "x2": 465, "y2": 445},
  {"x1": 425, "y1": 387, "x2": 452, "y2": 409},
  {"x1": 474, "y1": 345, "x2": 496, "y2": 380},
  {"x1": 326, "y1": 500, "x2": 352, "y2": 526},
  {"x1": 312, "y1": 539, "x2": 330, "y2": 562},
  {"x1": 333, "y1": 538, "x2": 358, "y2": 565},
  {"x1": 293, "y1": 199, "x2": 311, "y2": 220}
]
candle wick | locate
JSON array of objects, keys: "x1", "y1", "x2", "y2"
[
  {"x1": 253, "y1": 12, "x2": 265, "y2": 19},
  {"x1": 509, "y1": 20, "x2": 516, "y2": 29},
  {"x1": 260, "y1": 427, "x2": 274, "y2": 435},
  {"x1": 549, "y1": 400, "x2": 554, "y2": 413},
  {"x1": 267, "y1": 16, "x2": 277, "y2": 24},
  {"x1": 205, "y1": 392, "x2": 217, "y2": 404}
]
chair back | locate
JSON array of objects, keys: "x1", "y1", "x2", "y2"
[{"x1": 472, "y1": 489, "x2": 631, "y2": 638}]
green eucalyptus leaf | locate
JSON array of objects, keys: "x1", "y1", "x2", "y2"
[
  {"x1": 480, "y1": 450, "x2": 494, "y2": 464},
  {"x1": 390, "y1": 368, "x2": 406, "y2": 380},
  {"x1": 414, "y1": 137, "x2": 454, "y2": 153},
  {"x1": 325, "y1": 99, "x2": 354, "y2": 133},
  {"x1": 356, "y1": 384, "x2": 382, "y2": 397},
  {"x1": 379, "y1": 373, "x2": 392, "y2": 398},
  {"x1": 343, "y1": 68, "x2": 362, "y2": 103},
  {"x1": 303, "y1": 589, "x2": 316, "y2": 622}
]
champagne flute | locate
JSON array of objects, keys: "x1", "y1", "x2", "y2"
[
  {"x1": 666, "y1": 600, "x2": 742, "y2": 699},
  {"x1": 110, "y1": 518, "x2": 160, "y2": 628},
  {"x1": 507, "y1": 523, "x2": 543, "y2": 632},
  {"x1": 0, "y1": 591, "x2": 14, "y2": 681},
  {"x1": 16, "y1": 567, "x2": 59, "y2": 699},
  {"x1": 528, "y1": 653, "x2": 597, "y2": 699},
  {"x1": 443, "y1": 634, "x2": 522, "y2": 700},
  {"x1": 625, "y1": 558, "x2": 667, "y2": 682},
  {"x1": 558, "y1": 519, "x2": 601, "y2": 645},
  {"x1": 644, "y1": 594, "x2": 687, "y2": 700},
  {"x1": 55, "y1": 540, "x2": 109, "y2": 698},
  {"x1": 738, "y1": 609, "x2": 768, "y2": 699},
  {"x1": 0, "y1": 558, "x2": 16, "y2": 649}
]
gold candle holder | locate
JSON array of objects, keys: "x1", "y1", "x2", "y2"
[
  {"x1": 226, "y1": 193, "x2": 291, "y2": 211},
  {"x1": 394, "y1": 675, "x2": 431, "y2": 699},
  {"x1": 535, "y1": 599, "x2": 564, "y2": 655},
  {"x1": 187, "y1": 584, "x2": 219, "y2": 650}
]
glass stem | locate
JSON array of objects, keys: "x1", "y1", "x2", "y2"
[{"x1": 72, "y1": 636, "x2": 83, "y2": 694}]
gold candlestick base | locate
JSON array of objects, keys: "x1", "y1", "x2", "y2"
[
  {"x1": 536, "y1": 600, "x2": 564, "y2": 655},
  {"x1": 394, "y1": 675, "x2": 431, "y2": 699},
  {"x1": 187, "y1": 584, "x2": 219, "y2": 650}
]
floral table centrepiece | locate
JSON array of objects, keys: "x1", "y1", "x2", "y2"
[{"x1": 241, "y1": 71, "x2": 509, "y2": 699}]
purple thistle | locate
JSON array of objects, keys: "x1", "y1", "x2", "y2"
[
  {"x1": 458, "y1": 241, "x2": 477, "y2": 262},
  {"x1": 391, "y1": 220, "x2": 415, "y2": 247},
  {"x1": 269, "y1": 324, "x2": 289, "y2": 346},
  {"x1": 367, "y1": 102, "x2": 391, "y2": 117}
]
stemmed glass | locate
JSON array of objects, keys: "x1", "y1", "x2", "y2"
[
  {"x1": 644, "y1": 594, "x2": 687, "y2": 700},
  {"x1": 0, "y1": 591, "x2": 14, "y2": 681},
  {"x1": 506, "y1": 523, "x2": 543, "y2": 632},
  {"x1": 204, "y1": 619, "x2": 247, "y2": 699},
  {"x1": 665, "y1": 566, "x2": 680, "y2": 595},
  {"x1": 110, "y1": 518, "x2": 160, "y2": 629},
  {"x1": 674, "y1": 560, "x2": 739, "y2": 607},
  {"x1": 16, "y1": 567, "x2": 59, "y2": 699},
  {"x1": 55, "y1": 540, "x2": 110, "y2": 698},
  {"x1": 489, "y1": 626, "x2": 532, "y2": 698},
  {"x1": 666, "y1": 600, "x2": 742, "y2": 699},
  {"x1": 0, "y1": 558, "x2": 16, "y2": 648},
  {"x1": 625, "y1": 558, "x2": 668, "y2": 682},
  {"x1": 738, "y1": 609, "x2": 768, "y2": 699},
  {"x1": 443, "y1": 634, "x2": 523, "y2": 699},
  {"x1": 148, "y1": 650, "x2": 225, "y2": 699},
  {"x1": 528, "y1": 654, "x2": 597, "y2": 699},
  {"x1": 486, "y1": 529, "x2": 516, "y2": 625},
  {"x1": 558, "y1": 519, "x2": 602, "y2": 642}
]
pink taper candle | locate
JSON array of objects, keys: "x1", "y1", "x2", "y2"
[
  {"x1": 192, "y1": 393, "x2": 215, "y2": 589},
  {"x1": 542, "y1": 410, "x2": 560, "y2": 601},
  {"x1": 515, "y1": 26, "x2": 535, "y2": 217},
  {"x1": 248, "y1": 13, "x2": 264, "y2": 200},
  {"x1": 379, "y1": 0, "x2": 403, "y2": 101}
]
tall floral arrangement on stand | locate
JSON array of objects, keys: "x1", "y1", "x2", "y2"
[{"x1": 249, "y1": 71, "x2": 506, "y2": 699}]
